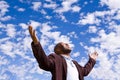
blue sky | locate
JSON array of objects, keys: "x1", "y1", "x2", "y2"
[{"x1": 0, "y1": 0, "x2": 120, "y2": 80}]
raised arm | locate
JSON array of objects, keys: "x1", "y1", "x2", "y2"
[
  {"x1": 83, "y1": 51, "x2": 98, "y2": 76},
  {"x1": 28, "y1": 26, "x2": 54, "y2": 71}
]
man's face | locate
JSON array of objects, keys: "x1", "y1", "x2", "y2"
[{"x1": 60, "y1": 42, "x2": 71, "y2": 54}]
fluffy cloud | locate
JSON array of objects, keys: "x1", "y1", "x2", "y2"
[
  {"x1": 17, "y1": 8, "x2": 25, "y2": 12},
  {"x1": 0, "y1": 16, "x2": 12, "y2": 21},
  {"x1": 100, "y1": 0, "x2": 120, "y2": 9},
  {"x1": 88, "y1": 26, "x2": 97, "y2": 33},
  {"x1": 78, "y1": 13, "x2": 101, "y2": 25},
  {"x1": 31, "y1": 2, "x2": 41, "y2": 11},
  {"x1": 55, "y1": 0, "x2": 80, "y2": 13},
  {"x1": 1, "y1": 0, "x2": 120, "y2": 80},
  {"x1": 0, "y1": 1, "x2": 9, "y2": 16},
  {"x1": 43, "y1": 2, "x2": 57, "y2": 9},
  {"x1": 6, "y1": 24, "x2": 16, "y2": 38},
  {"x1": 0, "y1": 1, "x2": 12, "y2": 21},
  {"x1": 85, "y1": 23, "x2": 120, "y2": 79},
  {"x1": 40, "y1": 23, "x2": 74, "y2": 49}
]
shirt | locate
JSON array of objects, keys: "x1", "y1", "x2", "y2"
[{"x1": 61, "y1": 55, "x2": 79, "y2": 80}]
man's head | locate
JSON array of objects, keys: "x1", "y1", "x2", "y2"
[{"x1": 54, "y1": 42, "x2": 71, "y2": 55}]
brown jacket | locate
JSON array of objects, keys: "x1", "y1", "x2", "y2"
[{"x1": 31, "y1": 42, "x2": 96, "y2": 80}]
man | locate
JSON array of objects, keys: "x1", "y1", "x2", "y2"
[{"x1": 29, "y1": 25, "x2": 98, "y2": 80}]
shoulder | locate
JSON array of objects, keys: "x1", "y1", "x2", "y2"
[
  {"x1": 48, "y1": 53, "x2": 64, "y2": 60},
  {"x1": 49, "y1": 53, "x2": 62, "y2": 57}
]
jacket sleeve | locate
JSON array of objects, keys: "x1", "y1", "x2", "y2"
[
  {"x1": 31, "y1": 42, "x2": 55, "y2": 71},
  {"x1": 82, "y1": 57, "x2": 96, "y2": 76}
]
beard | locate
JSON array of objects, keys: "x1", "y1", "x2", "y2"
[{"x1": 62, "y1": 48, "x2": 71, "y2": 54}]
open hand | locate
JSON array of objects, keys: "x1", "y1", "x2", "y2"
[
  {"x1": 28, "y1": 25, "x2": 38, "y2": 44},
  {"x1": 89, "y1": 51, "x2": 98, "y2": 60}
]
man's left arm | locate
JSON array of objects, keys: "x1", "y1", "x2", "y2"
[{"x1": 83, "y1": 51, "x2": 98, "y2": 76}]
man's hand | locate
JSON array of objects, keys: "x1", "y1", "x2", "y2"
[
  {"x1": 28, "y1": 25, "x2": 38, "y2": 44},
  {"x1": 89, "y1": 51, "x2": 98, "y2": 60}
]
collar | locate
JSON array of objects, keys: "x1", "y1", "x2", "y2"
[{"x1": 61, "y1": 54, "x2": 73, "y2": 61}]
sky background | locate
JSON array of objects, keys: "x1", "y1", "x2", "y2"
[{"x1": 0, "y1": 0, "x2": 120, "y2": 80}]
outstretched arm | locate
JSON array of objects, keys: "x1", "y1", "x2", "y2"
[
  {"x1": 28, "y1": 26, "x2": 54, "y2": 71},
  {"x1": 83, "y1": 51, "x2": 98, "y2": 76}
]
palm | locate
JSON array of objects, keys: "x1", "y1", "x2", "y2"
[
  {"x1": 28, "y1": 26, "x2": 38, "y2": 43},
  {"x1": 89, "y1": 51, "x2": 98, "y2": 60}
]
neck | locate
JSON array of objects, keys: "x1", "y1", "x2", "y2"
[{"x1": 61, "y1": 53, "x2": 70, "y2": 58}]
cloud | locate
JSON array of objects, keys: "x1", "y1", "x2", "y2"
[
  {"x1": 0, "y1": 22, "x2": 6, "y2": 28},
  {"x1": 1, "y1": 0, "x2": 120, "y2": 80},
  {"x1": 67, "y1": 31, "x2": 78, "y2": 38},
  {"x1": 43, "y1": 2, "x2": 57, "y2": 9},
  {"x1": 31, "y1": 2, "x2": 42, "y2": 11},
  {"x1": 84, "y1": 23, "x2": 120, "y2": 79},
  {"x1": 88, "y1": 26, "x2": 98, "y2": 33},
  {"x1": 19, "y1": 23, "x2": 28, "y2": 29},
  {"x1": 78, "y1": 13, "x2": 101, "y2": 25},
  {"x1": 0, "y1": 1, "x2": 9, "y2": 16},
  {"x1": 6, "y1": 24, "x2": 16, "y2": 38},
  {"x1": 0, "y1": 1, "x2": 11, "y2": 21},
  {"x1": 0, "y1": 16, "x2": 12, "y2": 21},
  {"x1": 0, "y1": 41, "x2": 16, "y2": 58},
  {"x1": 17, "y1": 8, "x2": 25, "y2": 12},
  {"x1": 55, "y1": 0, "x2": 80, "y2": 13},
  {"x1": 72, "y1": 52, "x2": 80, "y2": 58},
  {"x1": 29, "y1": 20, "x2": 41, "y2": 29},
  {"x1": 100, "y1": 0, "x2": 120, "y2": 10},
  {"x1": 0, "y1": 56, "x2": 9, "y2": 65}
]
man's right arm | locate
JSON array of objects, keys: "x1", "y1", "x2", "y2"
[{"x1": 29, "y1": 26, "x2": 54, "y2": 71}]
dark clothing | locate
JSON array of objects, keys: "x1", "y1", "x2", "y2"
[{"x1": 31, "y1": 42, "x2": 96, "y2": 80}]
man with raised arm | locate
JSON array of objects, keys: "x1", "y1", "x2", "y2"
[{"x1": 28, "y1": 25, "x2": 98, "y2": 80}]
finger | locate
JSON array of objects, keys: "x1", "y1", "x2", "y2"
[
  {"x1": 95, "y1": 52, "x2": 98, "y2": 56},
  {"x1": 33, "y1": 30, "x2": 36, "y2": 37},
  {"x1": 29, "y1": 25, "x2": 32, "y2": 30},
  {"x1": 28, "y1": 26, "x2": 33, "y2": 36}
]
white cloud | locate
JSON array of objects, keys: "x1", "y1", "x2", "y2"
[
  {"x1": 29, "y1": 20, "x2": 41, "y2": 29},
  {"x1": 14, "y1": 6, "x2": 25, "y2": 12},
  {"x1": 55, "y1": 0, "x2": 80, "y2": 13},
  {"x1": 78, "y1": 13, "x2": 101, "y2": 25},
  {"x1": 58, "y1": 14, "x2": 68, "y2": 22},
  {"x1": 0, "y1": 1, "x2": 11, "y2": 21},
  {"x1": 17, "y1": 8, "x2": 25, "y2": 12},
  {"x1": 0, "y1": 41, "x2": 15, "y2": 58},
  {"x1": 100, "y1": 0, "x2": 120, "y2": 9},
  {"x1": 45, "y1": 15, "x2": 52, "y2": 19},
  {"x1": 0, "y1": 56, "x2": 9, "y2": 65},
  {"x1": 39, "y1": 23, "x2": 74, "y2": 49},
  {"x1": 43, "y1": 2, "x2": 57, "y2": 9},
  {"x1": 31, "y1": 2, "x2": 41, "y2": 11},
  {"x1": 71, "y1": 6, "x2": 81, "y2": 12},
  {"x1": 40, "y1": 9, "x2": 47, "y2": 15},
  {"x1": 0, "y1": 22, "x2": 6, "y2": 28},
  {"x1": 79, "y1": 57, "x2": 88, "y2": 66},
  {"x1": 78, "y1": 10, "x2": 117, "y2": 25},
  {"x1": 0, "y1": 1, "x2": 9, "y2": 16},
  {"x1": 6, "y1": 24, "x2": 16, "y2": 38},
  {"x1": 19, "y1": 23, "x2": 28, "y2": 29},
  {"x1": 91, "y1": 27, "x2": 120, "y2": 54},
  {"x1": 88, "y1": 26, "x2": 97, "y2": 33},
  {"x1": 72, "y1": 52, "x2": 80, "y2": 58},
  {"x1": 85, "y1": 23, "x2": 120, "y2": 79},
  {"x1": 67, "y1": 31, "x2": 78, "y2": 38},
  {"x1": 0, "y1": 16, "x2": 12, "y2": 21}
]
